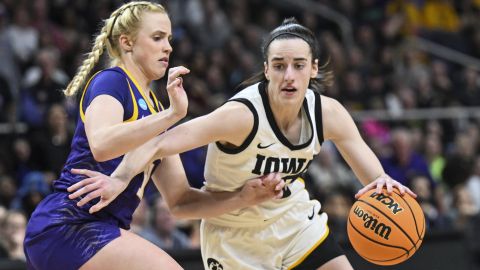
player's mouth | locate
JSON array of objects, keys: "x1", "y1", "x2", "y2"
[
  {"x1": 281, "y1": 86, "x2": 297, "y2": 92},
  {"x1": 159, "y1": 57, "x2": 169, "y2": 66}
]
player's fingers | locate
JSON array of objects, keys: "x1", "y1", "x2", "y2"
[
  {"x1": 89, "y1": 199, "x2": 109, "y2": 214},
  {"x1": 405, "y1": 186, "x2": 417, "y2": 198},
  {"x1": 395, "y1": 183, "x2": 406, "y2": 195},
  {"x1": 274, "y1": 190, "x2": 284, "y2": 199},
  {"x1": 67, "y1": 177, "x2": 96, "y2": 194},
  {"x1": 386, "y1": 180, "x2": 393, "y2": 194},
  {"x1": 70, "y1": 182, "x2": 101, "y2": 201},
  {"x1": 354, "y1": 186, "x2": 369, "y2": 199},
  {"x1": 71, "y1": 168, "x2": 101, "y2": 178},
  {"x1": 77, "y1": 189, "x2": 102, "y2": 207},
  {"x1": 260, "y1": 173, "x2": 275, "y2": 187},
  {"x1": 375, "y1": 177, "x2": 385, "y2": 195},
  {"x1": 167, "y1": 66, "x2": 190, "y2": 83},
  {"x1": 275, "y1": 179, "x2": 285, "y2": 191}
]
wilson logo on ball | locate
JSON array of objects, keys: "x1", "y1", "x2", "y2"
[
  {"x1": 353, "y1": 206, "x2": 392, "y2": 240},
  {"x1": 369, "y1": 192, "x2": 403, "y2": 215}
]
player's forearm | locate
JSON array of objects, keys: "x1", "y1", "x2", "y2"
[
  {"x1": 90, "y1": 108, "x2": 182, "y2": 161},
  {"x1": 110, "y1": 137, "x2": 163, "y2": 181},
  {"x1": 169, "y1": 188, "x2": 246, "y2": 220},
  {"x1": 338, "y1": 139, "x2": 385, "y2": 186}
]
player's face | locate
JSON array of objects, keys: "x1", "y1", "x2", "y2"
[
  {"x1": 264, "y1": 38, "x2": 318, "y2": 105},
  {"x1": 132, "y1": 12, "x2": 172, "y2": 80}
]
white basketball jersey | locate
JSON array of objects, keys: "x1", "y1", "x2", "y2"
[{"x1": 204, "y1": 82, "x2": 324, "y2": 227}]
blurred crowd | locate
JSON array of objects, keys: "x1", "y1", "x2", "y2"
[{"x1": 1, "y1": 0, "x2": 480, "y2": 265}]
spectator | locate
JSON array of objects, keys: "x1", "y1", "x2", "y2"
[{"x1": 138, "y1": 196, "x2": 191, "y2": 250}]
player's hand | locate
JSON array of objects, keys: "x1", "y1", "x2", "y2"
[
  {"x1": 239, "y1": 173, "x2": 285, "y2": 206},
  {"x1": 166, "y1": 66, "x2": 190, "y2": 119},
  {"x1": 355, "y1": 173, "x2": 417, "y2": 199},
  {"x1": 67, "y1": 169, "x2": 129, "y2": 214}
]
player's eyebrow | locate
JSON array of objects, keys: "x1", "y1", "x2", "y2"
[{"x1": 271, "y1": 57, "x2": 308, "y2": 62}]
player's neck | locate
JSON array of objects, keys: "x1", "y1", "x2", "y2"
[{"x1": 120, "y1": 61, "x2": 151, "y2": 95}]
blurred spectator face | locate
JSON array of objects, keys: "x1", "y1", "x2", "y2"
[
  {"x1": 47, "y1": 104, "x2": 67, "y2": 132},
  {"x1": 154, "y1": 198, "x2": 176, "y2": 235},
  {"x1": 426, "y1": 120, "x2": 443, "y2": 137},
  {"x1": 323, "y1": 193, "x2": 352, "y2": 219},
  {"x1": 455, "y1": 133, "x2": 475, "y2": 159},
  {"x1": 132, "y1": 199, "x2": 149, "y2": 228},
  {"x1": 0, "y1": 175, "x2": 16, "y2": 206},
  {"x1": 454, "y1": 185, "x2": 479, "y2": 216},
  {"x1": 424, "y1": 134, "x2": 442, "y2": 158},
  {"x1": 3, "y1": 211, "x2": 26, "y2": 238},
  {"x1": 398, "y1": 86, "x2": 417, "y2": 109},
  {"x1": 392, "y1": 129, "x2": 413, "y2": 165},
  {"x1": 410, "y1": 175, "x2": 432, "y2": 202},
  {"x1": 37, "y1": 48, "x2": 60, "y2": 78},
  {"x1": 13, "y1": 139, "x2": 31, "y2": 162}
]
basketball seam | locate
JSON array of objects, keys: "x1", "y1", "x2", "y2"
[
  {"x1": 357, "y1": 199, "x2": 416, "y2": 248},
  {"x1": 348, "y1": 217, "x2": 409, "y2": 254},
  {"x1": 392, "y1": 190, "x2": 425, "y2": 241}
]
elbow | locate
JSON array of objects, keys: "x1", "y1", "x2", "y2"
[{"x1": 90, "y1": 143, "x2": 111, "y2": 162}]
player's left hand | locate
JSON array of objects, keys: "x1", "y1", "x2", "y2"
[
  {"x1": 355, "y1": 174, "x2": 417, "y2": 199},
  {"x1": 67, "y1": 168, "x2": 129, "y2": 213}
]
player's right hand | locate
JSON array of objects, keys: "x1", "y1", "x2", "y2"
[
  {"x1": 239, "y1": 173, "x2": 285, "y2": 206},
  {"x1": 67, "y1": 168, "x2": 129, "y2": 214},
  {"x1": 166, "y1": 66, "x2": 190, "y2": 119}
]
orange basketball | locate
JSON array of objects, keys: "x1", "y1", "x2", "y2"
[{"x1": 347, "y1": 189, "x2": 426, "y2": 265}]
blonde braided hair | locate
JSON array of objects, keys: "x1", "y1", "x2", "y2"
[{"x1": 64, "y1": 1, "x2": 166, "y2": 96}]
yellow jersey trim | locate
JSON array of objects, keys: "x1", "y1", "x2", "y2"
[
  {"x1": 79, "y1": 71, "x2": 102, "y2": 123},
  {"x1": 125, "y1": 79, "x2": 139, "y2": 122},
  {"x1": 287, "y1": 226, "x2": 330, "y2": 270},
  {"x1": 79, "y1": 72, "x2": 138, "y2": 123},
  {"x1": 119, "y1": 66, "x2": 158, "y2": 114}
]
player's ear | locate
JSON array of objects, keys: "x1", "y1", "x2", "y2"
[
  {"x1": 119, "y1": 34, "x2": 133, "y2": 52},
  {"x1": 311, "y1": 59, "x2": 319, "y2": 78},
  {"x1": 264, "y1": 61, "x2": 269, "y2": 81}
]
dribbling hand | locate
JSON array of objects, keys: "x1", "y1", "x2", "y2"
[
  {"x1": 67, "y1": 169, "x2": 129, "y2": 214},
  {"x1": 166, "y1": 66, "x2": 190, "y2": 119},
  {"x1": 355, "y1": 174, "x2": 417, "y2": 199}
]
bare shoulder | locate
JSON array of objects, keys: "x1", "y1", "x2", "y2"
[
  {"x1": 320, "y1": 95, "x2": 345, "y2": 117},
  {"x1": 320, "y1": 95, "x2": 356, "y2": 141},
  {"x1": 213, "y1": 100, "x2": 255, "y2": 127},
  {"x1": 210, "y1": 100, "x2": 256, "y2": 145}
]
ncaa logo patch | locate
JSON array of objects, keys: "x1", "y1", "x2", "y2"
[
  {"x1": 138, "y1": 98, "x2": 148, "y2": 110},
  {"x1": 207, "y1": 258, "x2": 223, "y2": 270}
]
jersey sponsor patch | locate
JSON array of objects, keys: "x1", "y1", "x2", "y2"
[{"x1": 138, "y1": 98, "x2": 148, "y2": 110}]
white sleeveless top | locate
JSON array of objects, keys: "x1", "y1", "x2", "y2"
[{"x1": 204, "y1": 82, "x2": 325, "y2": 227}]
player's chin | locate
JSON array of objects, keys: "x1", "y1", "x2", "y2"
[{"x1": 153, "y1": 68, "x2": 167, "y2": 80}]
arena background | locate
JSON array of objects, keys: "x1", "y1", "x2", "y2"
[{"x1": 1, "y1": 0, "x2": 480, "y2": 269}]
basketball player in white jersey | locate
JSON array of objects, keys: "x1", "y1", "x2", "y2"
[{"x1": 68, "y1": 18, "x2": 416, "y2": 270}]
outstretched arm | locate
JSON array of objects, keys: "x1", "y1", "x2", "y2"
[
  {"x1": 322, "y1": 96, "x2": 416, "y2": 198},
  {"x1": 152, "y1": 155, "x2": 284, "y2": 219},
  {"x1": 67, "y1": 154, "x2": 284, "y2": 216},
  {"x1": 105, "y1": 101, "x2": 256, "y2": 181}
]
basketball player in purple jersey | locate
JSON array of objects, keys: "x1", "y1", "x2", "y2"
[{"x1": 23, "y1": 2, "x2": 284, "y2": 270}]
